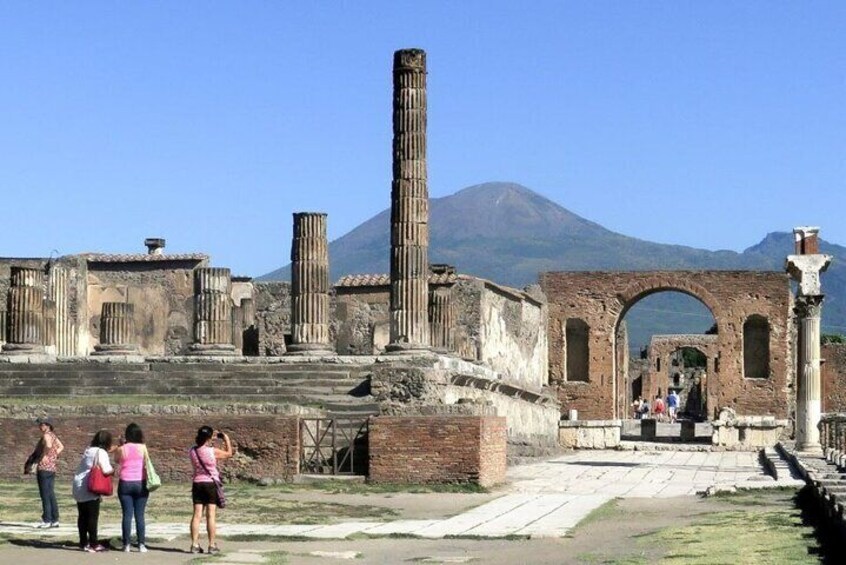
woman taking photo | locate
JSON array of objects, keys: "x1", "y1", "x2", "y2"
[
  {"x1": 71, "y1": 430, "x2": 114, "y2": 552},
  {"x1": 115, "y1": 423, "x2": 150, "y2": 553},
  {"x1": 188, "y1": 425, "x2": 232, "y2": 555}
]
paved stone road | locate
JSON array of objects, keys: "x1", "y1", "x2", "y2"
[{"x1": 0, "y1": 450, "x2": 803, "y2": 543}]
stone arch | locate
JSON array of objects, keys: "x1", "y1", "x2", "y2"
[{"x1": 615, "y1": 276, "x2": 724, "y2": 327}]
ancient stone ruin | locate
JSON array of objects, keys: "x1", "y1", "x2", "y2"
[{"x1": 0, "y1": 48, "x2": 840, "y2": 485}]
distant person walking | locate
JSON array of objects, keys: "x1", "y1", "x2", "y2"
[
  {"x1": 71, "y1": 430, "x2": 114, "y2": 552},
  {"x1": 116, "y1": 423, "x2": 150, "y2": 553},
  {"x1": 667, "y1": 390, "x2": 680, "y2": 423},
  {"x1": 34, "y1": 416, "x2": 64, "y2": 528},
  {"x1": 189, "y1": 426, "x2": 233, "y2": 555},
  {"x1": 652, "y1": 394, "x2": 666, "y2": 422}
]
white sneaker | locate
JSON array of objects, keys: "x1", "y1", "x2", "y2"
[
  {"x1": 138, "y1": 544, "x2": 148, "y2": 553},
  {"x1": 123, "y1": 545, "x2": 131, "y2": 553},
  {"x1": 35, "y1": 522, "x2": 51, "y2": 529},
  {"x1": 50, "y1": 521, "x2": 60, "y2": 528}
]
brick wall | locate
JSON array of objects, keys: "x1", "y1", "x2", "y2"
[
  {"x1": 368, "y1": 416, "x2": 506, "y2": 487},
  {"x1": 541, "y1": 271, "x2": 793, "y2": 420},
  {"x1": 823, "y1": 343, "x2": 846, "y2": 412},
  {"x1": 0, "y1": 413, "x2": 300, "y2": 482}
]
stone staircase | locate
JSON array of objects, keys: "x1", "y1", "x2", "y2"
[{"x1": 0, "y1": 362, "x2": 380, "y2": 419}]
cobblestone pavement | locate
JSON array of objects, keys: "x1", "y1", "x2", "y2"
[{"x1": 0, "y1": 450, "x2": 803, "y2": 544}]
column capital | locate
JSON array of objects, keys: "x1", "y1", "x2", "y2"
[
  {"x1": 785, "y1": 254, "x2": 832, "y2": 296},
  {"x1": 795, "y1": 295, "x2": 824, "y2": 319}
]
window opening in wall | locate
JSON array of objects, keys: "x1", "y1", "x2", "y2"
[
  {"x1": 565, "y1": 318, "x2": 589, "y2": 382},
  {"x1": 743, "y1": 315, "x2": 770, "y2": 379}
]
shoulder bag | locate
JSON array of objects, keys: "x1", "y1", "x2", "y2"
[
  {"x1": 88, "y1": 449, "x2": 113, "y2": 496},
  {"x1": 192, "y1": 447, "x2": 226, "y2": 508},
  {"x1": 143, "y1": 445, "x2": 162, "y2": 492}
]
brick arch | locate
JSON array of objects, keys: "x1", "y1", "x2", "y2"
[{"x1": 615, "y1": 275, "x2": 724, "y2": 330}]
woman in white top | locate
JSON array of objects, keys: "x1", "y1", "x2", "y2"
[{"x1": 71, "y1": 430, "x2": 115, "y2": 552}]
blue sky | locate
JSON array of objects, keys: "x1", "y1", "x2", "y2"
[{"x1": 1, "y1": 2, "x2": 843, "y2": 276}]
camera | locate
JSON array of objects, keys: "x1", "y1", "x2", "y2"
[{"x1": 216, "y1": 432, "x2": 225, "y2": 440}]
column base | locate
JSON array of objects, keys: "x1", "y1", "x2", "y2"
[
  {"x1": 286, "y1": 343, "x2": 334, "y2": 356},
  {"x1": 384, "y1": 342, "x2": 431, "y2": 355},
  {"x1": 2, "y1": 343, "x2": 45, "y2": 355},
  {"x1": 92, "y1": 343, "x2": 139, "y2": 356},
  {"x1": 187, "y1": 343, "x2": 239, "y2": 357},
  {"x1": 795, "y1": 441, "x2": 823, "y2": 454}
]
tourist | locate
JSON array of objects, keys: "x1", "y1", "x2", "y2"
[
  {"x1": 639, "y1": 398, "x2": 650, "y2": 419},
  {"x1": 33, "y1": 416, "x2": 64, "y2": 528},
  {"x1": 71, "y1": 430, "x2": 115, "y2": 552},
  {"x1": 667, "y1": 390, "x2": 680, "y2": 423},
  {"x1": 653, "y1": 394, "x2": 666, "y2": 422},
  {"x1": 188, "y1": 426, "x2": 233, "y2": 555},
  {"x1": 115, "y1": 423, "x2": 150, "y2": 553},
  {"x1": 631, "y1": 397, "x2": 642, "y2": 419}
]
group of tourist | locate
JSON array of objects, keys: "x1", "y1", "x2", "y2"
[
  {"x1": 631, "y1": 389, "x2": 681, "y2": 423},
  {"x1": 26, "y1": 418, "x2": 233, "y2": 554}
]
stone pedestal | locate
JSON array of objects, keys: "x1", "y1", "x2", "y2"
[
  {"x1": 387, "y1": 48, "x2": 430, "y2": 353},
  {"x1": 189, "y1": 268, "x2": 236, "y2": 356},
  {"x1": 2, "y1": 267, "x2": 45, "y2": 355},
  {"x1": 93, "y1": 302, "x2": 138, "y2": 355},
  {"x1": 288, "y1": 212, "x2": 332, "y2": 356},
  {"x1": 640, "y1": 418, "x2": 657, "y2": 441}
]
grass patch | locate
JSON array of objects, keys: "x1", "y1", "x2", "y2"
[
  {"x1": 573, "y1": 498, "x2": 620, "y2": 531},
  {"x1": 0, "y1": 481, "x2": 397, "y2": 525},
  {"x1": 630, "y1": 507, "x2": 819, "y2": 564}
]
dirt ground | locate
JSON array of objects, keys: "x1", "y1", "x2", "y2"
[{"x1": 0, "y1": 489, "x2": 824, "y2": 565}]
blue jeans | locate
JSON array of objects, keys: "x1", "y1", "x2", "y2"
[
  {"x1": 36, "y1": 470, "x2": 59, "y2": 523},
  {"x1": 118, "y1": 480, "x2": 148, "y2": 545}
]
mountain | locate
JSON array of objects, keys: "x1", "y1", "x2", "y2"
[{"x1": 259, "y1": 182, "x2": 845, "y2": 344}]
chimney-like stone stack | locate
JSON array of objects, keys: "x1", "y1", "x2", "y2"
[
  {"x1": 189, "y1": 267, "x2": 237, "y2": 356},
  {"x1": 2, "y1": 267, "x2": 45, "y2": 354},
  {"x1": 288, "y1": 212, "x2": 332, "y2": 355},
  {"x1": 786, "y1": 226, "x2": 833, "y2": 451},
  {"x1": 387, "y1": 48, "x2": 430, "y2": 352},
  {"x1": 93, "y1": 302, "x2": 138, "y2": 355}
]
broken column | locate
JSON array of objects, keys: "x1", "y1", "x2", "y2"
[
  {"x1": 387, "y1": 48, "x2": 430, "y2": 352},
  {"x1": 189, "y1": 267, "x2": 236, "y2": 356},
  {"x1": 288, "y1": 212, "x2": 332, "y2": 355},
  {"x1": 786, "y1": 226, "x2": 833, "y2": 451},
  {"x1": 2, "y1": 267, "x2": 45, "y2": 354},
  {"x1": 93, "y1": 302, "x2": 138, "y2": 355},
  {"x1": 429, "y1": 287, "x2": 454, "y2": 352}
]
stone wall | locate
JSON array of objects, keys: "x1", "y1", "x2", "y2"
[
  {"x1": 334, "y1": 287, "x2": 390, "y2": 355},
  {"x1": 541, "y1": 271, "x2": 793, "y2": 421},
  {"x1": 87, "y1": 260, "x2": 203, "y2": 355},
  {"x1": 823, "y1": 343, "x2": 846, "y2": 412},
  {"x1": 368, "y1": 415, "x2": 506, "y2": 486},
  {"x1": 254, "y1": 281, "x2": 292, "y2": 356},
  {"x1": 0, "y1": 406, "x2": 301, "y2": 482}
]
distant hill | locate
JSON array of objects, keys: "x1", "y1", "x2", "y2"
[{"x1": 259, "y1": 182, "x2": 845, "y2": 345}]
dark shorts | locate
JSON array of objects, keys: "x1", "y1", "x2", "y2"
[{"x1": 192, "y1": 482, "x2": 219, "y2": 506}]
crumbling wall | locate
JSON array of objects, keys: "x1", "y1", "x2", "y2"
[
  {"x1": 541, "y1": 271, "x2": 793, "y2": 420},
  {"x1": 334, "y1": 288, "x2": 390, "y2": 354},
  {"x1": 823, "y1": 343, "x2": 846, "y2": 412},
  {"x1": 254, "y1": 281, "x2": 292, "y2": 356},
  {"x1": 476, "y1": 281, "x2": 547, "y2": 390},
  {"x1": 87, "y1": 263, "x2": 197, "y2": 355}
]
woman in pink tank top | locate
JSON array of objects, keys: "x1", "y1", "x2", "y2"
[
  {"x1": 188, "y1": 425, "x2": 233, "y2": 555},
  {"x1": 115, "y1": 423, "x2": 150, "y2": 553}
]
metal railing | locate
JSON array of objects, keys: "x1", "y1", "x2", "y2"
[{"x1": 300, "y1": 418, "x2": 369, "y2": 476}]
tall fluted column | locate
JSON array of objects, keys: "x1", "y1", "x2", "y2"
[
  {"x1": 189, "y1": 267, "x2": 237, "y2": 356},
  {"x1": 387, "y1": 48, "x2": 430, "y2": 352},
  {"x1": 42, "y1": 299, "x2": 56, "y2": 354},
  {"x1": 795, "y1": 297, "x2": 823, "y2": 450},
  {"x1": 2, "y1": 267, "x2": 45, "y2": 354},
  {"x1": 786, "y1": 226, "x2": 833, "y2": 451},
  {"x1": 93, "y1": 302, "x2": 138, "y2": 355},
  {"x1": 429, "y1": 287, "x2": 454, "y2": 351},
  {"x1": 0, "y1": 310, "x2": 7, "y2": 345},
  {"x1": 288, "y1": 212, "x2": 332, "y2": 355}
]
